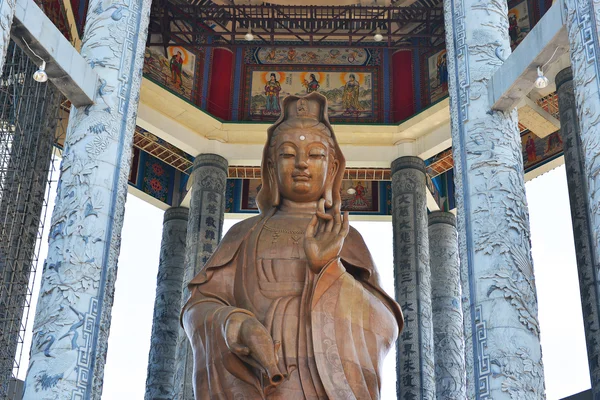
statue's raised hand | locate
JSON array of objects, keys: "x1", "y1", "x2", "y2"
[
  {"x1": 225, "y1": 313, "x2": 284, "y2": 388},
  {"x1": 304, "y1": 199, "x2": 350, "y2": 274}
]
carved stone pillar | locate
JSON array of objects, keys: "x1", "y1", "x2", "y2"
[
  {"x1": 0, "y1": 0, "x2": 15, "y2": 72},
  {"x1": 22, "y1": 1, "x2": 151, "y2": 399},
  {"x1": 391, "y1": 156, "x2": 435, "y2": 400},
  {"x1": 145, "y1": 207, "x2": 189, "y2": 400},
  {"x1": 173, "y1": 153, "x2": 228, "y2": 400},
  {"x1": 428, "y1": 211, "x2": 467, "y2": 400},
  {"x1": 443, "y1": 0, "x2": 545, "y2": 398},
  {"x1": 556, "y1": 66, "x2": 600, "y2": 394}
]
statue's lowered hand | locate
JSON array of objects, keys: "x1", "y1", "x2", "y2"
[{"x1": 225, "y1": 313, "x2": 284, "y2": 388}]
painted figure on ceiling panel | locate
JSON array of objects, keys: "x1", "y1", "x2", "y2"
[
  {"x1": 170, "y1": 51, "x2": 184, "y2": 87},
  {"x1": 143, "y1": 40, "x2": 197, "y2": 100},
  {"x1": 508, "y1": 1, "x2": 531, "y2": 50},
  {"x1": 509, "y1": 11, "x2": 519, "y2": 46},
  {"x1": 303, "y1": 74, "x2": 320, "y2": 93},
  {"x1": 265, "y1": 73, "x2": 282, "y2": 115},
  {"x1": 437, "y1": 52, "x2": 448, "y2": 93},
  {"x1": 428, "y1": 49, "x2": 449, "y2": 103},
  {"x1": 526, "y1": 134, "x2": 537, "y2": 163},
  {"x1": 342, "y1": 74, "x2": 361, "y2": 115},
  {"x1": 521, "y1": 130, "x2": 564, "y2": 171}
]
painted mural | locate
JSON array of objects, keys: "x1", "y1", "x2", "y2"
[
  {"x1": 521, "y1": 130, "x2": 564, "y2": 171},
  {"x1": 141, "y1": 156, "x2": 173, "y2": 204},
  {"x1": 427, "y1": 49, "x2": 448, "y2": 103},
  {"x1": 508, "y1": 0, "x2": 531, "y2": 50},
  {"x1": 340, "y1": 181, "x2": 379, "y2": 212},
  {"x1": 247, "y1": 67, "x2": 376, "y2": 121},
  {"x1": 126, "y1": 127, "x2": 194, "y2": 206},
  {"x1": 143, "y1": 34, "x2": 199, "y2": 102},
  {"x1": 254, "y1": 47, "x2": 372, "y2": 66},
  {"x1": 243, "y1": 179, "x2": 263, "y2": 210},
  {"x1": 127, "y1": 147, "x2": 176, "y2": 206}
]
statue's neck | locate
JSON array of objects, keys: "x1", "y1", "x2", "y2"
[{"x1": 278, "y1": 199, "x2": 318, "y2": 215}]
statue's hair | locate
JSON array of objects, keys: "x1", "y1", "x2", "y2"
[{"x1": 256, "y1": 93, "x2": 346, "y2": 214}]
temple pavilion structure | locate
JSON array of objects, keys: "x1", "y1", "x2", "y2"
[{"x1": 0, "y1": 0, "x2": 597, "y2": 399}]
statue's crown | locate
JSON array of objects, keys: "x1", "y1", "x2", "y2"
[
  {"x1": 268, "y1": 92, "x2": 334, "y2": 140},
  {"x1": 283, "y1": 96, "x2": 320, "y2": 121},
  {"x1": 278, "y1": 92, "x2": 329, "y2": 125}
]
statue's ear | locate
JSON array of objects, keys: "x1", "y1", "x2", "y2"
[
  {"x1": 267, "y1": 159, "x2": 280, "y2": 207},
  {"x1": 323, "y1": 158, "x2": 339, "y2": 208}
]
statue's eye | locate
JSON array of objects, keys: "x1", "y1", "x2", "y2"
[
  {"x1": 280, "y1": 150, "x2": 295, "y2": 158},
  {"x1": 309, "y1": 150, "x2": 326, "y2": 158}
]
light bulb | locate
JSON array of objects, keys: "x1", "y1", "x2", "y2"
[
  {"x1": 245, "y1": 26, "x2": 254, "y2": 41},
  {"x1": 374, "y1": 28, "x2": 383, "y2": 42},
  {"x1": 534, "y1": 66, "x2": 549, "y2": 89},
  {"x1": 33, "y1": 61, "x2": 48, "y2": 83}
]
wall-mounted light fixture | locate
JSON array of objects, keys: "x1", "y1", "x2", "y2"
[
  {"x1": 374, "y1": 27, "x2": 383, "y2": 42},
  {"x1": 245, "y1": 26, "x2": 254, "y2": 41},
  {"x1": 22, "y1": 37, "x2": 48, "y2": 83},
  {"x1": 534, "y1": 67, "x2": 549, "y2": 89},
  {"x1": 534, "y1": 46, "x2": 560, "y2": 90}
]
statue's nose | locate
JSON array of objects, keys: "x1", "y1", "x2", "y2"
[{"x1": 296, "y1": 157, "x2": 308, "y2": 169}]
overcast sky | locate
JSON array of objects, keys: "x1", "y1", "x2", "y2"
[{"x1": 18, "y1": 163, "x2": 590, "y2": 400}]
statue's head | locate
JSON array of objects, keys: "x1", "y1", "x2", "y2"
[{"x1": 257, "y1": 92, "x2": 346, "y2": 213}]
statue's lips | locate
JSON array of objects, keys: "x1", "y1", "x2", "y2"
[{"x1": 292, "y1": 173, "x2": 311, "y2": 181}]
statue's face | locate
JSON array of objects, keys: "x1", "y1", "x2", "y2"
[{"x1": 271, "y1": 128, "x2": 334, "y2": 203}]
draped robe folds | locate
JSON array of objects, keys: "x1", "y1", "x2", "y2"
[{"x1": 182, "y1": 210, "x2": 403, "y2": 400}]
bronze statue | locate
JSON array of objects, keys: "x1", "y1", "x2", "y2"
[{"x1": 181, "y1": 92, "x2": 403, "y2": 399}]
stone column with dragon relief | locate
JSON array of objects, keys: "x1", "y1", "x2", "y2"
[
  {"x1": 0, "y1": 0, "x2": 15, "y2": 73},
  {"x1": 442, "y1": 0, "x2": 545, "y2": 398},
  {"x1": 145, "y1": 207, "x2": 189, "y2": 400},
  {"x1": 172, "y1": 153, "x2": 228, "y2": 400},
  {"x1": 428, "y1": 211, "x2": 467, "y2": 400},
  {"x1": 391, "y1": 156, "x2": 436, "y2": 400},
  {"x1": 562, "y1": 1, "x2": 600, "y2": 393},
  {"x1": 557, "y1": 66, "x2": 600, "y2": 393},
  {"x1": 21, "y1": 1, "x2": 151, "y2": 399}
]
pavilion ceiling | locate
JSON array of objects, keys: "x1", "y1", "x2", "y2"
[{"x1": 148, "y1": 0, "x2": 445, "y2": 49}]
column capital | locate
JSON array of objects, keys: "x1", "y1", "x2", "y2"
[
  {"x1": 164, "y1": 207, "x2": 189, "y2": 223},
  {"x1": 428, "y1": 211, "x2": 456, "y2": 227},
  {"x1": 391, "y1": 156, "x2": 425, "y2": 175},
  {"x1": 193, "y1": 153, "x2": 228, "y2": 173},
  {"x1": 555, "y1": 67, "x2": 574, "y2": 91}
]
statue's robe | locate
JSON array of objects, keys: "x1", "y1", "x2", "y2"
[{"x1": 182, "y1": 210, "x2": 403, "y2": 400}]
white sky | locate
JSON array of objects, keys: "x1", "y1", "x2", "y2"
[{"x1": 18, "y1": 163, "x2": 590, "y2": 400}]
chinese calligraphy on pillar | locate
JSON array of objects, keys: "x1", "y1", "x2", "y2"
[{"x1": 392, "y1": 156, "x2": 435, "y2": 400}]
